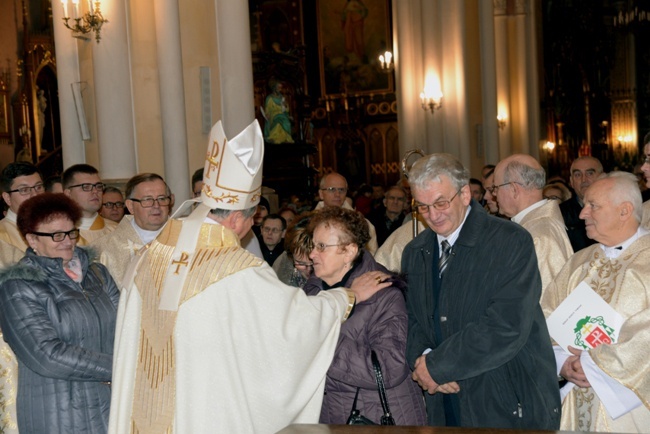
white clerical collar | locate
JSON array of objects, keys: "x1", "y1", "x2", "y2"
[
  {"x1": 511, "y1": 199, "x2": 547, "y2": 224},
  {"x1": 5, "y1": 209, "x2": 17, "y2": 223},
  {"x1": 600, "y1": 226, "x2": 650, "y2": 259},
  {"x1": 79, "y1": 213, "x2": 99, "y2": 230},
  {"x1": 130, "y1": 217, "x2": 164, "y2": 244},
  {"x1": 436, "y1": 206, "x2": 471, "y2": 255}
]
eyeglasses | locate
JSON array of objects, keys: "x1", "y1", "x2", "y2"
[
  {"x1": 415, "y1": 189, "x2": 462, "y2": 214},
  {"x1": 386, "y1": 195, "x2": 406, "y2": 202},
  {"x1": 67, "y1": 182, "x2": 106, "y2": 192},
  {"x1": 262, "y1": 227, "x2": 283, "y2": 234},
  {"x1": 8, "y1": 183, "x2": 45, "y2": 196},
  {"x1": 486, "y1": 182, "x2": 520, "y2": 195},
  {"x1": 294, "y1": 260, "x2": 313, "y2": 269},
  {"x1": 129, "y1": 196, "x2": 172, "y2": 208},
  {"x1": 320, "y1": 187, "x2": 347, "y2": 194},
  {"x1": 643, "y1": 156, "x2": 650, "y2": 165},
  {"x1": 31, "y1": 228, "x2": 80, "y2": 242},
  {"x1": 312, "y1": 242, "x2": 345, "y2": 252},
  {"x1": 102, "y1": 201, "x2": 125, "y2": 209}
]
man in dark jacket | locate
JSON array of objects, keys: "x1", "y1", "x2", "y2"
[
  {"x1": 403, "y1": 153, "x2": 561, "y2": 430},
  {"x1": 560, "y1": 156, "x2": 602, "y2": 251}
]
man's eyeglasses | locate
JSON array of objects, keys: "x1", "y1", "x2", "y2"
[
  {"x1": 8, "y1": 183, "x2": 45, "y2": 196},
  {"x1": 386, "y1": 195, "x2": 406, "y2": 202},
  {"x1": 312, "y1": 242, "x2": 345, "y2": 252},
  {"x1": 262, "y1": 227, "x2": 283, "y2": 234},
  {"x1": 31, "y1": 228, "x2": 80, "y2": 242},
  {"x1": 415, "y1": 189, "x2": 462, "y2": 214},
  {"x1": 129, "y1": 196, "x2": 172, "y2": 208},
  {"x1": 486, "y1": 182, "x2": 520, "y2": 195},
  {"x1": 67, "y1": 182, "x2": 106, "y2": 192},
  {"x1": 103, "y1": 201, "x2": 125, "y2": 209},
  {"x1": 294, "y1": 260, "x2": 313, "y2": 269},
  {"x1": 320, "y1": 187, "x2": 347, "y2": 194}
]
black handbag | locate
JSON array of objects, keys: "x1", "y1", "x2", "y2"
[{"x1": 346, "y1": 350, "x2": 396, "y2": 425}]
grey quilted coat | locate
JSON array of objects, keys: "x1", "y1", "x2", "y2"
[
  {"x1": 0, "y1": 247, "x2": 119, "y2": 434},
  {"x1": 303, "y1": 250, "x2": 426, "y2": 425}
]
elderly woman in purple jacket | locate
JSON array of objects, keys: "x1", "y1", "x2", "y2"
[{"x1": 304, "y1": 206, "x2": 426, "y2": 425}]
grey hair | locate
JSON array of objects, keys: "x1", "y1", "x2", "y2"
[
  {"x1": 209, "y1": 205, "x2": 257, "y2": 221},
  {"x1": 502, "y1": 160, "x2": 546, "y2": 190},
  {"x1": 408, "y1": 153, "x2": 470, "y2": 191},
  {"x1": 601, "y1": 171, "x2": 642, "y2": 222}
]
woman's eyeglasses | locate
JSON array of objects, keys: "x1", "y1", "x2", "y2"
[{"x1": 32, "y1": 229, "x2": 80, "y2": 242}]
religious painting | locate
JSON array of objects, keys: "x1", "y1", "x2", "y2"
[{"x1": 317, "y1": 0, "x2": 392, "y2": 97}]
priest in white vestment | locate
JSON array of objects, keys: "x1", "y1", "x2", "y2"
[
  {"x1": 93, "y1": 173, "x2": 172, "y2": 286},
  {"x1": 542, "y1": 172, "x2": 650, "y2": 432},
  {"x1": 108, "y1": 120, "x2": 388, "y2": 434},
  {"x1": 494, "y1": 154, "x2": 573, "y2": 295}
]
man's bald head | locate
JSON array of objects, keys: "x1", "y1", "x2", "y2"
[
  {"x1": 493, "y1": 154, "x2": 546, "y2": 217},
  {"x1": 318, "y1": 172, "x2": 348, "y2": 207}
]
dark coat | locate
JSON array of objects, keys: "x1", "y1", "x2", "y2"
[
  {"x1": 560, "y1": 195, "x2": 596, "y2": 252},
  {"x1": 402, "y1": 201, "x2": 561, "y2": 430},
  {"x1": 304, "y1": 251, "x2": 426, "y2": 425},
  {"x1": 0, "y1": 248, "x2": 119, "y2": 434}
]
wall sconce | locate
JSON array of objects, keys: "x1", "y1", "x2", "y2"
[
  {"x1": 61, "y1": 0, "x2": 108, "y2": 43},
  {"x1": 497, "y1": 114, "x2": 507, "y2": 130},
  {"x1": 378, "y1": 51, "x2": 394, "y2": 73},
  {"x1": 420, "y1": 89, "x2": 443, "y2": 114}
]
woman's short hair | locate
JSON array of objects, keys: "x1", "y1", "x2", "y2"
[
  {"x1": 308, "y1": 207, "x2": 370, "y2": 254},
  {"x1": 284, "y1": 212, "x2": 313, "y2": 260},
  {"x1": 17, "y1": 193, "x2": 82, "y2": 237}
]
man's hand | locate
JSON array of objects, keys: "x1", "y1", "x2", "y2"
[
  {"x1": 412, "y1": 355, "x2": 436, "y2": 394},
  {"x1": 349, "y1": 271, "x2": 391, "y2": 302},
  {"x1": 560, "y1": 346, "x2": 591, "y2": 388},
  {"x1": 436, "y1": 381, "x2": 460, "y2": 394}
]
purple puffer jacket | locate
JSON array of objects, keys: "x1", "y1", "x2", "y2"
[{"x1": 303, "y1": 250, "x2": 426, "y2": 425}]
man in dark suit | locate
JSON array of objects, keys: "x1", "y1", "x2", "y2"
[
  {"x1": 403, "y1": 153, "x2": 561, "y2": 430},
  {"x1": 560, "y1": 156, "x2": 603, "y2": 251}
]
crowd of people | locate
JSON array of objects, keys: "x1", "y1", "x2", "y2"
[{"x1": 0, "y1": 119, "x2": 648, "y2": 433}]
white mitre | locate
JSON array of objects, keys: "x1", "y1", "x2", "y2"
[
  {"x1": 201, "y1": 120, "x2": 264, "y2": 210},
  {"x1": 157, "y1": 119, "x2": 264, "y2": 311}
]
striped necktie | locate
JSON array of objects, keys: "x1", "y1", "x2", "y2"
[{"x1": 439, "y1": 240, "x2": 452, "y2": 276}]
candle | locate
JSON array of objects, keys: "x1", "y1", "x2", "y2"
[
  {"x1": 72, "y1": 0, "x2": 79, "y2": 18},
  {"x1": 61, "y1": 0, "x2": 68, "y2": 17}
]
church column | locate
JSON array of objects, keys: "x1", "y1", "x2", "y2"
[
  {"x1": 393, "y1": 0, "x2": 427, "y2": 159},
  {"x1": 154, "y1": 0, "x2": 190, "y2": 205},
  {"x1": 494, "y1": 0, "x2": 511, "y2": 159},
  {"x1": 214, "y1": 0, "x2": 255, "y2": 138},
  {"x1": 513, "y1": 0, "x2": 530, "y2": 155},
  {"x1": 479, "y1": 0, "x2": 499, "y2": 164},
  {"x1": 51, "y1": 4, "x2": 85, "y2": 166},
  {"x1": 92, "y1": 0, "x2": 137, "y2": 179}
]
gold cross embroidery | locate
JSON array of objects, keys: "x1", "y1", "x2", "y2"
[
  {"x1": 205, "y1": 138, "x2": 222, "y2": 178},
  {"x1": 171, "y1": 252, "x2": 190, "y2": 274}
]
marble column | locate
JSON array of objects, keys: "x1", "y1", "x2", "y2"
[
  {"x1": 214, "y1": 0, "x2": 255, "y2": 139},
  {"x1": 494, "y1": 0, "x2": 511, "y2": 159},
  {"x1": 91, "y1": 0, "x2": 137, "y2": 179},
  {"x1": 154, "y1": 0, "x2": 190, "y2": 206},
  {"x1": 51, "y1": 4, "x2": 85, "y2": 167},
  {"x1": 479, "y1": 0, "x2": 499, "y2": 164}
]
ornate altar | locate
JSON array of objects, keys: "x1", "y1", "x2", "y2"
[{"x1": 249, "y1": 0, "x2": 399, "y2": 201}]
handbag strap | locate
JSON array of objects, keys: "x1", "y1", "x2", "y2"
[
  {"x1": 350, "y1": 386, "x2": 361, "y2": 412},
  {"x1": 371, "y1": 350, "x2": 395, "y2": 424}
]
